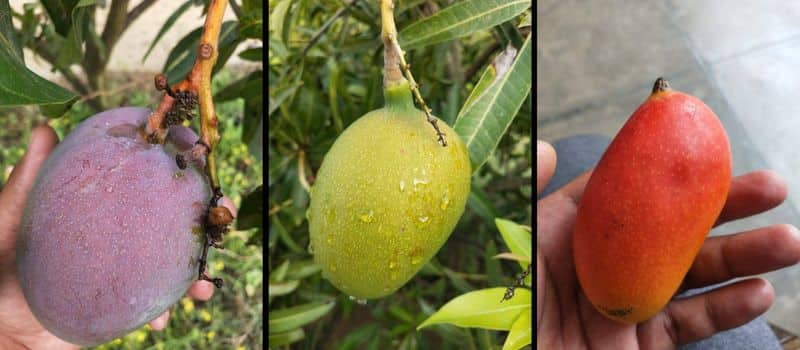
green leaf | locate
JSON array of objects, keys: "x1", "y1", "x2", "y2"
[
  {"x1": 238, "y1": 46, "x2": 262, "y2": 61},
  {"x1": 269, "y1": 300, "x2": 336, "y2": 333},
  {"x1": 417, "y1": 287, "x2": 530, "y2": 331},
  {"x1": 0, "y1": 5, "x2": 77, "y2": 116},
  {"x1": 237, "y1": 185, "x2": 263, "y2": 234},
  {"x1": 285, "y1": 259, "x2": 321, "y2": 280},
  {"x1": 55, "y1": 0, "x2": 96, "y2": 68},
  {"x1": 270, "y1": 260, "x2": 290, "y2": 282},
  {"x1": 453, "y1": 35, "x2": 532, "y2": 173},
  {"x1": 0, "y1": 1, "x2": 23, "y2": 60},
  {"x1": 493, "y1": 252, "x2": 530, "y2": 263},
  {"x1": 502, "y1": 309, "x2": 532, "y2": 350},
  {"x1": 268, "y1": 280, "x2": 300, "y2": 297},
  {"x1": 268, "y1": 328, "x2": 305, "y2": 347},
  {"x1": 460, "y1": 62, "x2": 496, "y2": 118},
  {"x1": 239, "y1": 11, "x2": 263, "y2": 39},
  {"x1": 494, "y1": 219, "x2": 531, "y2": 261},
  {"x1": 269, "y1": 0, "x2": 291, "y2": 44},
  {"x1": 40, "y1": 0, "x2": 79, "y2": 36},
  {"x1": 399, "y1": 0, "x2": 529, "y2": 49},
  {"x1": 248, "y1": 114, "x2": 263, "y2": 162},
  {"x1": 162, "y1": 21, "x2": 238, "y2": 85},
  {"x1": 215, "y1": 70, "x2": 262, "y2": 102},
  {"x1": 270, "y1": 215, "x2": 303, "y2": 254},
  {"x1": 142, "y1": 0, "x2": 194, "y2": 62}
]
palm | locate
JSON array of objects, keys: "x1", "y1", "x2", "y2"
[{"x1": 536, "y1": 141, "x2": 800, "y2": 349}]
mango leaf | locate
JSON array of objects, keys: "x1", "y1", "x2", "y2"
[
  {"x1": 248, "y1": 115, "x2": 263, "y2": 161},
  {"x1": 417, "y1": 287, "x2": 530, "y2": 331},
  {"x1": 142, "y1": 0, "x2": 194, "y2": 62},
  {"x1": 0, "y1": 2, "x2": 77, "y2": 116},
  {"x1": 269, "y1": 0, "x2": 291, "y2": 45},
  {"x1": 269, "y1": 301, "x2": 336, "y2": 333},
  {"x1": 502, "y1": 309, "x2": 532, "y2": 350},
  {"x1": 453, "y1": 35, "x2": 531, "y2": 173},
  {"x1": 494, "y1": 219, "x2": 531, "y2": 261},
  {"x1": 162, "y1": 21, "x2": 238, "y2": 85},
  {"x1": 268, "y1": 280, "x2": 300, "y2": 297},
  {"x1": 493, "y1": 252, "x2": 530, "y2": 263},
  {"x1": 238, "y1": 47, "x2": 262, "y2": 61},
  {"x1": 268, "y1": 328, "x2": 305, "y2": 347},
  {"x1": 399, "y1": 0, "x2": 529, "y2": 49},
  {"x1": 239, "y1": 10, "x2": 263, "y2": 39},
  {"x1": 461, "y1": 64, "x2": 495, "y2": 116},
  {"x1": 270, "y1": 260, "x2": 290, "y2": 282},
  {"x1": 40, "y1": 0, "x2": 79, "y2": 36},
  {"x1": 55, "y1": 0, "x2": 95, "y2": 68},
  {"x1": 215, "y1": 70, "x2": 262, "y2": 102},
  {"x1": 285, "y1": 259, "x2": 321, "y2": 280},
  {"x1": 0, "y1": 1, "x2": 22, "y2": 60}
]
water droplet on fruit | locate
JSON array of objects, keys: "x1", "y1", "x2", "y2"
[
  {"x1": 326, "y1": 236, "x2": 333, "y2": 244},
  {"x1": 307, "y1": 243, "x2": 315, "y2": 254},
  {"x1": 418, "y1": 216, "x2": 429, "y2": 223},
  {"x1": 349, "y1": 296, "x2": 367, "y2": 305},
  {"x1": 399, "y1": 180, "x2": 405, "y2": 192},
  {"x1": 305, "y1": 208, "x2": 311, "y2": 222},
  {"x1": 105, "y1": 186, "x2": 113, "y2": 193},
  {"x1": 411, "y1": 254, "x2": 423, "y2": 265},
  {"x1": 412, "y1": 178, "x2": 429, "y2": 191},
  {"x1": 389, "y1": 261, "x2": 397, "y2": 269},
  {"x1": 359, "y1": 210, "x2": 374, "y2": 223},
  {"x1": 326, "y1": 208, "x2": 336, "y2": 224},
  {"x1": 440, "y1": 190, "x2": 450, "y2": 210}
]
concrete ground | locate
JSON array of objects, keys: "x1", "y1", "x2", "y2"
[{"x1": 538, "y1": 0, "x2": 800, "y2": 338}]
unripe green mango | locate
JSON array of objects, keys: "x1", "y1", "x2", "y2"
[{"x1": 309, "y1": 82, "x2": 471, "y2": 299}]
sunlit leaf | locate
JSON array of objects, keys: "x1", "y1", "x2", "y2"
[
  {"x1": 502, "y1": 309, "x2": 531, "y2": 350},
  {"x1": 269, "y1": 301, "x2": 336, "y2": 333},
  {"x1": 417, "y1": 287, "x2": 530, "y2": 331}
]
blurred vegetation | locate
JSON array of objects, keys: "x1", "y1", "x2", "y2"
[{"x1": 269, "y1": 0, "x2": 531, "y2": 348}]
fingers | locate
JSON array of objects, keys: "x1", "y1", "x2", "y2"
[
  {"x1": 188, "y1": 280, "x2": 215, "y2": 301},
  {"x1": 682, "y1": 224, "x2": 800, "y2": 289},
  {"x1": 537, "y1": 141, "x2": 557, "y2": 195},
  {"x1": 149, "y1": 308, "x2": 171, "y2": 331},
  {"x1": 0, "y1": 125, "x2": 59, "y2": 252},
  {"x1": 715, "y1": 170, "x2": 787, "y2": 226},
  {"x1": 639, "y1": 278, "x2": 774, "y2": 347}
]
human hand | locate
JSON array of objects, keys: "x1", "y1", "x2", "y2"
[
  {"x1": 0, "y1": 125, "x2": 231, "y2": 348},
  {"x1": 536, "y1": 140, "x2": 800, "y2": 349}
]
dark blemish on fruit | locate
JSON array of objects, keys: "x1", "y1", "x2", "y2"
[
  {"x1": 601, "y1": 306, "x2": 634, "y2": 318},
  {"x1": 106, "y1": 124, "x2": 139, "y2": 139}
]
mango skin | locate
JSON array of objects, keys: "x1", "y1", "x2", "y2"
[
  {"x1": 309, "y1": 105, "x2": 471, "y2": 299},
  {"x1": 17, "y1": 107, "x2": 209, "y2": 346},
  {"x1": 573, "y1": 87, "x2": 731, "y2": 324}
]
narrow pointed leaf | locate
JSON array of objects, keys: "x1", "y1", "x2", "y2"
[
  {"x1": 495, "y1": 218, "x2": 531, "y2": 260},
  {"x1": 268, "y1": 280, "x2": 300, "y2": 297},
  {"x1": 417, "y1": 287, "x2": 530, "y2": 331},
  {"x1": 502, "y1": 309, "x2": 532, "y2": 350},
  {"x1": 399, "y1": 0, "x2": 529, "y2": 49},
  {"x1": 453, "y1": 35, "x2": 531, "y2": 173},
  {"x1": 142, "y1": 0, "x2": 194, "y2": 62},
  {"x1": 268, "y1": 328, "x2": 305, "y2": 346},
  {"x1": 269, "y1": 301, "x2": 336, "y2": 333}
]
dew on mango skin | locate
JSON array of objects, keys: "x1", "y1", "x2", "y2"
[
  {"x1": 440, "y1": 190, "x2": 451, "y2": 210},
  {"x1": 389, "y1": 260, "x2": 397, "y2": 269},
  {"x1": 399, "y1": 180, "x2": 405, "y2": 192},
  {"x1": 307, "y1": 242, "x2": 315, "y2": 254},
  {"x1": 359, "y1": 210, "x2": 375, "y2": 223}
]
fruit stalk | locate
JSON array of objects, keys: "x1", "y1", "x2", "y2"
[
  {"x1": 145, "y1": 0, "x2": 227, "y2": 195},
  {"x1": 380, "y1": 0, "x2": 447, "y2": 147}
]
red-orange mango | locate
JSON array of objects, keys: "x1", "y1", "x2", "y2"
[{"x1": 573, "y1": 77, "x2": 732, "y2": 324}]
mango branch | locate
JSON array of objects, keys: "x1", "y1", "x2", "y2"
[
  {"x1": 145, "y1": 0, "x2": 227, "y2": 191},
  {"x1": 380, "y1": 0, "x2": 447, "y2": 147}
]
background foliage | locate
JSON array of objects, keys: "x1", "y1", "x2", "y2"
[
  {"x1": 269, "y1": 0, "x2": 531, "y2": 348},
  {"x1": 1, "y1": 0, "x2": 263, "y2": 348}
]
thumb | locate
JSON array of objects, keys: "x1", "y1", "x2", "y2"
[
  {"x1": 0, "y1": 125, "x2": 59, "y2": 244},
  {"x1": 537, "y1": 140, "x2": 556, "y2": 195}
]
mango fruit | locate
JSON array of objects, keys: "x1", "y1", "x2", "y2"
[
  {"x1": 572, "y1": 78, "x2": 732, "y2": 323},
  {"x1": 308, "y1": 81, "x2": 471, "y2": 300},
  {"x1": 17, "y1": 107, "x2": 209, "y2": 346}
]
